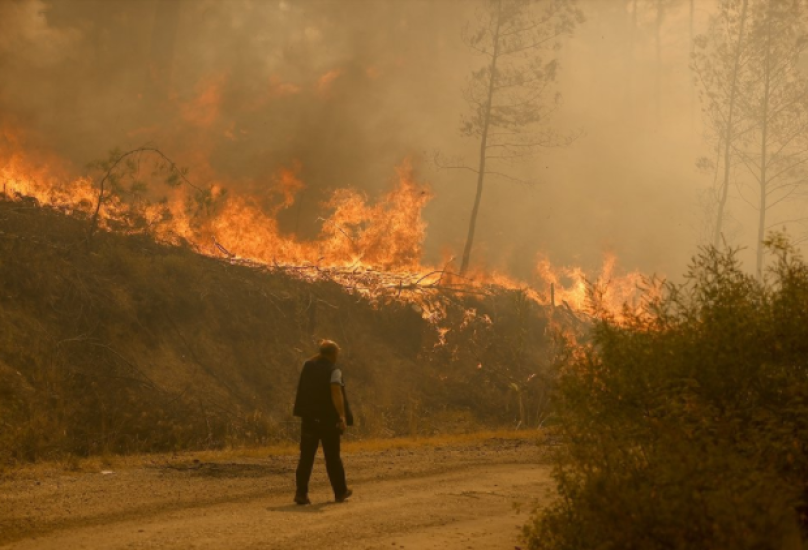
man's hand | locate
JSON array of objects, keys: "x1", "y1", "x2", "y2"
[{"x1": 337, "y1": 416, "x2": 346, "y2": 434}]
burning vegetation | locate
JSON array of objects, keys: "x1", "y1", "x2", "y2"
[
  {"x1": 0, "y1": 112, "x2": 650, "y2": 468},
  {"x1": 0, "y1": 40, "x2": 646, "y2": 467},
  {"x1": 7, "y1": 0, "x2": 808, "y2": 548},
  {"x1": 0, "y1": 193, "x2": 565, "y2": 461},
  {"x1": 0, "y1": 120, "x2": 646, "y2": 327}
]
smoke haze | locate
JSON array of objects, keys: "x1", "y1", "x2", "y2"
[{"x1": 1, "y1": 0, "x2": 798, "y2": 282}]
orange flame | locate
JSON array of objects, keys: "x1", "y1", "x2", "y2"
[
  {"x1": 272, "y1": 161, "x2": 304, "y2": 210},
  {"x1": 179, "y1": 74, "x2": 225, "y2": 128},
  {"x1": 1, "y1": 124, "x2": 98, "y2": 215},
  {"x1": 536, "y1": 253, "x2": 647, "y2": 318},
  {"x1": 1, "y1": 121, "x2": 650, "y2": 327},
  {"x1": 317, "y1": 69, "x2": 341, "y2": 95},
  {"x1": 269, "y1": 75, "x2": 302, "y2": 98}
]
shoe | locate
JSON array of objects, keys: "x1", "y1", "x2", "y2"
[
  {"x1": 335, "y1": 488, "x2": 353, "y2": 503},
  {"x1": 294, "y1": 493, "x2": 311, "y2": 505}
]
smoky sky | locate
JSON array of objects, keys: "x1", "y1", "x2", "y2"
[{"x1": 1, "y1": 0, "x2": 794, "y2": 281}]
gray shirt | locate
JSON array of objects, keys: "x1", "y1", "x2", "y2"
[{"x1": 330, "y1": 368, "x2": 344, "y2": 386}]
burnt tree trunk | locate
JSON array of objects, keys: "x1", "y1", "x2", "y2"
[
  {"x1": 460, "y1": 0, "x2": 502, "y2": 276},
  {"x1": 146, "y1": 0, "x2": 182, "y2": 101}
]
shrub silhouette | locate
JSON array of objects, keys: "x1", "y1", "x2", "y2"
[{"x1": 526, "y1": 236, "x2": 808, "y2": 549}]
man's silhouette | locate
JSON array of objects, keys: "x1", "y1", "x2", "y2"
[{"x1": 292, "y1": 340, "x2": 353, "y2": 504}]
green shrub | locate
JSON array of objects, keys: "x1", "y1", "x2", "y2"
[{"x1": 526, "y1": 237, "x2": 808, "y2": 550}]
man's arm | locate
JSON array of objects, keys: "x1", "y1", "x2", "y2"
[
  {"x1": 331, "y1": 384, "x2": 347, "y2": 431},
  {"x1": 292, "y1": 363, "x2": 307, "y2": 418}
]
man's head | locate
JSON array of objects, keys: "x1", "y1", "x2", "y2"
[{"x1": 319, "y1": 339, "x2": 340, "y2": 363}]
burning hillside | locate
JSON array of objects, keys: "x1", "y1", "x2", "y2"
[
  {"x1": 0, "y1": 121, "x2": 648, "y2": 326},
  {"x1": 0, "y1": 194, "x2": 561, "y2": 460},
  {"x1": 0, "y1": 0, "x2": 663, "y2": 480}
]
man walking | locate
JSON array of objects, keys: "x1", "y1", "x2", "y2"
[{"x1": 292, "y1": 340, "x2": 353, "y2": 505}]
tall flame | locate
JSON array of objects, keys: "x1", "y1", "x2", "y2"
[
  {"x1": 1, "y1": 121, "x2": 649, "y2": 323},
  {"x1": 536, "y1": 253, "x2": 647, "y2": 317}
]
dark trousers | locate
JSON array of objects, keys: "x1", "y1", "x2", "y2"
[{"x1": 295, "y1": 418, "x2": 347, "y2": 497}]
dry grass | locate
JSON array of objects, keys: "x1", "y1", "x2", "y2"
[
  {"x1": 1, "y1": 201, "x2": 559, "y2": 467},
  {"x1": 4, "y1": 429, "x2": 539, "y2": 479},
  {"x1": 345, "y1": 428, "x2": 537, "y2": 452}
]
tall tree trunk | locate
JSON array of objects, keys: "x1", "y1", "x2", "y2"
[
  {"x1": 757, "y1": 15, "x2": 773, "y2": 280},
  {"x1": 690, "y1": 0, "x2": 695, "y2": 130},
  {"x1": 459, "y1": 1, "x2": 502, "y2": 276},
  {"x1": 627, "y1": 0, "x2": 638, "y2": 106},
  {"x1": 713, "y1": 0, "x2": 749, "y2": 249},
  {"x1": 655, "y1": 0, "x2": 663, "y2": 125},
  {"x1": 146, "y1": 0, "x2": 182, "y2": 101}
]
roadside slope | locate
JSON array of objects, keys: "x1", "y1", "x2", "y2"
[{"x1": 1, "y1": 200, "x2": 563, "y2": 462}]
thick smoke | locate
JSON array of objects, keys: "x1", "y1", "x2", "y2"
[{"x1": 1, "y1": 0, "x2": 780, "y2": 280}]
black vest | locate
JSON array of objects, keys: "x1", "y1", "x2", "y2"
[{"x1": 293, "y1": 357, "x2": 353, "y2": 425}]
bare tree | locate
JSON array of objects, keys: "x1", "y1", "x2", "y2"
[
  {"x1": 628, "y1": 0, "x2": 639, "y2": 101},
  {"x1": 692, "y1": 0, "x2": 751, "y2": 248},
  {"x1": 689, "y1": 0, "x2": 695, "y2": 126},
  {"x1": 734, "y1": 0, "x2": 808, "y2": 278},
  {"x1": 695, "y1": 0, "x2": 808, "y2": 278},
  {"x1": 625, "y1": 0, "x2": 690, "y2": 123},
  {"x1": 653, "y1": 0, "x2": 668, "y2": 123},
  {"x1": 444, "y1": 0, "x2": 582, "y2": 276},
  {"x1": 628, "y1": 0, "x2": 685, "y2": 122},
  {"x1": 145, "y1": 0, "x2": 182, "y2": 101}
]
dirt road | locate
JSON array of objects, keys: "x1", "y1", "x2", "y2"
[{"x1": 1, "y1": 436, "x2": 552, "y2": 549}]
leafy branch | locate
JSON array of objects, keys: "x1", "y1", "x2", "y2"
[{"x1": 87, "y1": 146, "x2": 202, "y2": 241}]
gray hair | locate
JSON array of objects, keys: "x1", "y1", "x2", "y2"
[{"x1": 319, "y1": 339, "x2": 340, "y2": 358}]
